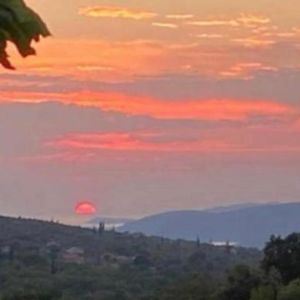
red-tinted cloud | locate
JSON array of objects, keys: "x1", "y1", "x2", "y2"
[
  {"x1": 0, "y1": 90, "x2": 294, "y2": 122},
  {"x1": 47, "y1": 132, "x2": 229, "y2": 152}
]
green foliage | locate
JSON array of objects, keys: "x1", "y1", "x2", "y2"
[
  {"x1": 0, "y1": 215, "x2": 261, "y2": 300},
  {"x1": 216, "y1": 265, "x2": 261, "y2": 300},
  {"x1": 262, "y1": 233, "x2": 300, "y2": 284},
  {"x1": 0, "y1": 0, "x2": 50, "y2": 69},
  {"x1": 278, "y1": 280, "x2": 300, "y2": 300},
  {"x1": 250, "y1": 285, "x2": 276, "y2": 300},
  {"x1": 159, "y1": 274, "x2": 215, "y2": 300},
  {"x1": 3, "y1": 218, "x2": 300, "y2": 300}
]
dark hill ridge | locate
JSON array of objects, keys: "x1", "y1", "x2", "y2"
[
  {"x1": 0, "y1": 215, "x2": 261, "y2": 299},
  {"x1": 119, "y1": 202, "x2": 300, "y2": 248},
  {"x1": 0, "y1": 214, "x2": 260, "y2": 270}
]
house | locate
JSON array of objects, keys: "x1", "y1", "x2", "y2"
[
  {"x1": 210, "y1": 241, "x2": 238, "y2": 254},
  {"x1": 63, "y1": 247, "x2": 85, "y2": 264}
]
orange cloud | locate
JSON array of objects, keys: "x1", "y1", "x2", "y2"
[
  {"x1": 46, "y1": 124, "x2": 300, "y2": 155},
  {"x1": 152, "y1": 22, "x2": 179, "y2": 29},
  {"x1": 232, "y1": 37, "x2": 275, "y2": 48},
  {"x1": 47, "y1": 132, "x2": 230, "y2": 152},
  {"x1": 166, "y1": 14, "x2": 194, "y2": 20},
  {"x1": 6, "y1": 39, "x2": 170, "y2": 81},
  {"x1": 193, "y1": 33, "x2": 223, "y2": 39},
  {"x1": 186, "y1": 14, "x2": 270, "y2": 28},
  {"x1": 220, "y1": 62, "x2": 278, "y2": 78},
  {"x1": 79, "y1": 6, "x2": 157, "y2": 20},
  {"x1": 187, "y1": 20, "x2": 239, "y2": 27},
  {"x1": 0, "y1": 91, "x2": 294, "y2": 122},
  {"x1": 275, "y1": 32, "x2": 296, "y2": 38},
  {"x1": 237, "y1": 14, "x2": 271, "y2": 27},
  {"x1": 5, "y1": 36, "x2": 286, "y2": 82}
]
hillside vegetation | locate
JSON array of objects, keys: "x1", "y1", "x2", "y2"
[{"x1": 0, "y1": 215, "x2": 260, "y2": 300}]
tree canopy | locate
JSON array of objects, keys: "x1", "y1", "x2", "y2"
[
  {"x1": 0, "y1": 0, "x2": 50, "y2": 69},
  {"x1": 262, "y1": 233, "x2": 300, "y2": 284}
]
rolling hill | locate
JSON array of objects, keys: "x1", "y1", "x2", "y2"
[
  {"x1": 0, "y1": 214, "x2": 260, "y2": 299},
  {"x1": 119, "y1": 202, "x2": 300, "y2": 248}
]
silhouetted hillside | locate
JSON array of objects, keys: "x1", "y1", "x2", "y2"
[
  {"x1": 120, "y1": 203, "x2": 300, "y2": 248},
  {"x1": 0, "y1": 215, "x2": 260, "y2": 299}
]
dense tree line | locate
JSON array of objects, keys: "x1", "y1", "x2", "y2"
[
  {"x1": 0, "y1": 217, "x2": 300, "y2": 299},
  {"x1": 0, "y1": 216, "x2": 259, "y2": 299},
  {"x1": 162, "y1": 233, "x2": 300, "y2": 300}
]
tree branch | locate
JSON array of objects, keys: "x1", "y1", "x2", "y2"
[{"x1": 0, "y1": 0, "x2": 50, "y2": 69}]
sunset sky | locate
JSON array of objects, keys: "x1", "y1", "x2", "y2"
[{"x1": 1, "y1": 0, "x2": 300, "y2": 222}]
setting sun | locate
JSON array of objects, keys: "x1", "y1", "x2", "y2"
[
  {"x1": 75, "y1": 201, "x2": 97, "y2": 216},
  {"x1": 0, "y1": 0, "x2": 299, "y2": 299}
]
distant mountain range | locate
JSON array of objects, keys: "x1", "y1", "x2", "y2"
[{"x1": 119, "y1": 202, "x2": 300, "y2": 248}]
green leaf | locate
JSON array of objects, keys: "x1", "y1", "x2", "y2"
[{"x1": 0, "y1": 0, "x2": 50, "y2": 69}]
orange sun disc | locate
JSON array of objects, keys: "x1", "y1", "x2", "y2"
[{"x1": 75, "y1": 201, "x2": 97, "y2": 216}]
